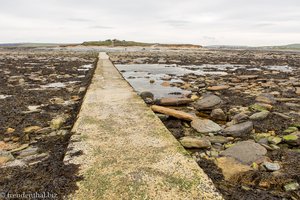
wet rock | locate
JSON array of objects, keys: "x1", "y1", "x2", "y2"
[
  {"x1": 210, "y1": 108, "x2": 226, "y2": 121},
  {"x1": 256, "y1": 93, "x2": 276, "y2": 105},
  {"x1": 192, "y1": 94, "x2": 222, "y2": 110},
  {"x1": 161, "y1": 81, "x2": 170, "y2": 87},
  {"x1": 158, "y1": 97, "x2": 193, "y2": 106},
  {"x1": 0, "y1": 150, "x2": 14, "y2": 165},
  {"x1": 215, "y1": 157, "x2": 252, "y2": 181},
  {"x1": 207, "y1": 85, "x2": 230, "y2": 91},
  {"x1": 223, "y1": 121, "x2": 253, "y2": 137},
  {"x1": 249, "y1": 111, "x2": 269, "y2": 120},
  {"x1": 140, "y1": 91, "x2": 154, "y2": 103},
  {"x1": 220, "y1": 140, "x2": 267, "y2": 165},
  {"x1": 191, "y1": 118, "x2": 222, "y2": 133},
  {"x1": 262, "y1": 162, "x2": 280, "y2": 171},
  {"x1": 179, "y1": 136, "x2": 211, "y2": 149},
  {"x1": 284, "y1": 182, "x2": 300, "y2": 191},
  {"x1": 23, "y1": 126, "x2": 42, "y2": 134}
]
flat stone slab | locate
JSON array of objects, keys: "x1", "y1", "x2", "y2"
[{"x1": 64, "y1": 53, "x2": 223, "y2": 200}]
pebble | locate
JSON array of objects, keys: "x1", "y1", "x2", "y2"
[
  {"x1": 284, "y1": 182, "x2": 300, "y2": 192},
  {"x1": 263, "y1": 162, "x2": 280, "y2": 171}
]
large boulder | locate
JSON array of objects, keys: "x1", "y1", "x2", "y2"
[
  {"x1": 223, "y1": 121, "x2": 253, "y2": 137},
  {"x1": 191, "y1": 118, "x2": 222, "y2": 133},
  {"x1": 220, "y1": 140, "x2": 267, "y2": 165},
  {"x1": 192, "y1": 95, "x2": 222, "y2": 110}
]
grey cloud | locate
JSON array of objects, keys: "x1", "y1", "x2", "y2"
[{"x1": 0, "y1": 0, "x2": 299, "y2": 45}]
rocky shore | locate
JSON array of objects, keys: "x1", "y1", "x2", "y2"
[
  {"x1": 0, "y1": 49, "x2": 97, "y2": 198},
  {"x1": 110, "y1": 49, "x2": 300, "y2": 200}
]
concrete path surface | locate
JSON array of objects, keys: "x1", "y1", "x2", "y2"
[{"x1": 63, "y1": 52, "x2": 223, "y2": 200}]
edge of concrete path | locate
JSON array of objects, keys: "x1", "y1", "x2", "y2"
[{"x1": 63, "y1": 52, "x2": 223, "y2": 200}]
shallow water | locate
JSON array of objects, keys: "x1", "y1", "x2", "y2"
[{"x1": 115, "y1": 63, "x2": 294, "y2": 98}]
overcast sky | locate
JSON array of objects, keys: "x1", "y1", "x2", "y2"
[{"x1": 0, "y1": 0, "x2": 299, "y2": 46}]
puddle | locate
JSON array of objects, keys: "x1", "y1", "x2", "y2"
[
  {"x1": 78, "y1": 64, "x2": 93, "y2": 71},
  {"x1": 116, "y1": 63, "x2": 294, "y2": 98},
  {"x1": 262, "y1": 65, "x2": 293, "y2": 72},
  {"x1": 40, "y1": 81, "x2": 81, "y2": 89},
  {"x1": 41, "y1": 82, "x2": 66, "y2": 88},
  {"x1": 0, "y1": 95, "x2": 12, "y2": 99}
]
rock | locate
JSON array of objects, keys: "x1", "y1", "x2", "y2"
[
  {"x1": 50, "y1": 115, "x2": 67, "y2": 130},
  {"x1": 215, "y1": 157, "x2": 252, "y2": 180},
  {"x1": 220, "y1": 140, "x2": 267, "y2": 165},
  {"x1": 192, "y1": 95, "x2": 222, "y2": 110},
  {"x1": 249, "y1": 111, "x2": 269, "y2": 120},
  {"x1": 207, "y1": 85, "x2": 230, "y2": 91},
  {"x1": 158, "y1": 97, "x2": 193, "y2": 106},
  {"x1": 223, "y1": 121, "x2": 253, "y2": 137},
  {"x1": 268, "y1": 136, "x2": 282, "y2": 145},
  {"x1": 191, "y1": 119, "x2": 222, "y2": 133},
  {"x1": 284, "y1": 127, "x2": 298, "y2": 133},
  {"x1": 0, "y1": 150, "x2": 14, "y2": 165},
  {"x1": 149, "y1": 79, "x2": 155, "y2": 84},
  {"x1": 273, "y1": 112, "x2": 292, "y2": 119},
  {"x1": 191, "y1": 95, "x2": 199, "y2": 101},
  {"x1": 232, "y1": 113, "x2": 248, "y2": 123},
  {"x1": 256, "y1": 93, "x2": 276, "y2": 105},
  {"x1": 6, "y1": 128, "x2": 15, "y2": 134},
  {"x1": 284, "y1": 182, "x2": 299, "y2": 191},
  {"x1": 50, "y1": 97, "x2": 65, "y2": 104},
  {"x1": 140, "y1": 91, "x2": 154, "y2": 101},
  {"x1": 262, "y1": 162, "x2": 280, "y2": 171},
  {"x1": 151, "y1": 105, "x2": 195, "y2": 121},
  {"x1": 23, "y1": 126, "x2": 42, "y2": 134},
  {"x1": 295, "y1": 87, "x2": 300, "y2": 96},
  {"x1": 210, "y1": 109, "x2": 226, "y2": 121},
  {"x1": 161, "y1": 81, "x2": 170, "y2": 87},
  {"x1": 207, "y1": 136, "x2": 230, "y2": 144},
  {"x1": 0, "y1": 141, "x2": 19, "y2": 151},
  {"x1": 249, "y1": 104, "x2": 269, "y2": 112},
  {"x1": 179, "y1": 136, "x2": 211, "y2": 149},
  {"x1": 10, "y1": 144, "x2": 29, "y2": 153},
  {"x1": 283, "y1": 134, "x2": 299, "y2": 145},
  {"x1": 17, "y1": 147, "x2": 38, "y2": 158}
]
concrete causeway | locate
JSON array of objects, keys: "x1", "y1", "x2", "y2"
[{"x1": 63, "y1": 52, "x2": 223, "y2": 200}]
